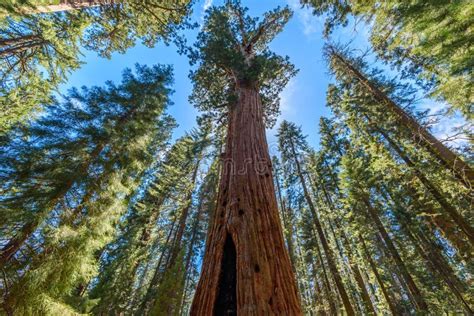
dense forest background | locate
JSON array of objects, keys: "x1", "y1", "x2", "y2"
[{"x1": 0, "y1": 0, "x2": 472, "y2": 315}]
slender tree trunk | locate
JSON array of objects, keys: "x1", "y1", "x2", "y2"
[
  {"x1": 359, "y1": 235, "x2": 399, "y2": 315},
  {"x1": 313, "y1": 228, "x2": 337, "y2": 315},
  {"x1": 180, "y1": 191, "x2": 207, "y2": 315},
  {"x1": 331, "y1": 49, "x2": 474, "y2": 189},
  {"x1": 166, "y1": 160, "x2": 201, "y2": 270},
  {"x1": 382, "y1": 189, "x2": 473, "y2": 315},
  {"x1": 18, "y1": 0, "x2": 113, "y2": 14},
  {"x1": 190, "y1": 84, "x2": 301, "y2": 315},
  {"x1": 323, "y1": 216, "x2": 363, "y2": 314},
  {"x1": 129, "y1": 248, "x2": 154, "y2": 312},
  {"x1": 407, "y1": 228, "x2": 473, "y2": 314},
  {"x1": 138, "y1": 215, "x2": 178, "y2": 314},
  {"x1": 150, "y1": 160, "x2": 203, "y2": 315},
  {"x1": 333, "y1": 222, "x2": 376, "y2": 315},
  {"x1": 0, "y1": 35, "x2": 44, "y2": 59},
  {"x1": 380, "y1": 185, "x2": 473, "y2": 314},
  {"x1": 289, "y1": 140, "x2": 355, "y2": 315},
  {"x1": 274, "y1": 166, "x2": 297, "y2": 268},
  {"x1": 309, "y1": 259, "x2": 325, "y2": 315},
  {"x1": 361, "y1": 198, "x2": 429, "y2": 312},
  {"x1": 294, "y1": 233, "x2": 313, "y2": 313},
  {"x1": 318, "y1": 184, "x2": 377, "y2": 315},
  {"x1": 0, "y1": 40, "x2": 46, "y2": 58},
  {"x1": 371, "y1": 120, "x2": 474, "y2": 249}
]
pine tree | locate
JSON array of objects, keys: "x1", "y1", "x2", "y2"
[
  {"x1": 0, "y1": 10, "x2": 88, "y2": 133},
  {"x1": 0, "y1": 0, "x2": 192, "y2": 133},
  {"x1": 278, "y1": 120, "x2": 355, "y2": 315},
  {"x1": 324, "y1": 46, "x2": 474, "y2": 254},
  {"x1": 3, "y1": 0, "x2": 113, "y2": 15},
  {"x1": 302, "y1": 0, "x2": 473, "y2": 118},
  {"x1": 180, "y1": 156, "x2": 220, "y2": 315},
  {"x1": 317, "y1": 115, "x2": 473, "y2": 313},
  {"x1": 139, "y1": 125, "x2": 212, "y2": 314},
  {"x1": 89, "y1": 125, "x2": 209, "y2": 315},
  {"x1": 325, "y1": 45, "x2": 473, "y2": 189},
  {"x1": 188, "y1": 1, "x2": 301, "y2": 314},
  {"x1": 0, "y1": 63, "x2": 176, "y2": 315}
]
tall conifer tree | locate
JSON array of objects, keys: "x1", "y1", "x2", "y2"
[
  {"x1": 0, "y1": 64, "x2": 176, "y2": 315},
  {"x1": 188, "y1": 1, "x2": 301, "y2": 314}
]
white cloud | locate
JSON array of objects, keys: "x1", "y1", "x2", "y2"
[
  {"x1": 286, "y1": 0, "x2": 322, "y2": 37},
  {"x1": 279, "y1": 77, "x2": 297, "y2": 116},
  {"x1": 203, "y1": 0, "x2": 213, "y2": 10},
  {"x1": 418, "y1": 101, "x2": 471, "y2": 147},
  {"x1": 199, "y1": 0, "x2": 214, "y2": 29},
  {"x1": 269, "y1": 77, "x2": 297, "y2": 135}
]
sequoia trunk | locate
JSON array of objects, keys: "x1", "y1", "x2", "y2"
[{"x1": 190, "y1": 85, "x2": 301, "y2": 315}]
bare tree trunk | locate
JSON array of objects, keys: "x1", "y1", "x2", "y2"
[
  {"x1": 318, "y1": 184, "x2": 376, "y2": 315},
  {"x1": 359, "y1": 235, "x2": 398, "y2": 315},
  {"x1": 313, "y1": 228, "x2": 338, "y2": 315},
  {"x1": 371, "y1": 120, "x2": 474, "y2": 250},
  {"x1": 138, "y1": 215, "x2": 178, "y2": 314},
  {"x1": 180, "y1": 190, "x2": 207, "y2": 315},
  {"x1": 289, "y1": 140, "x2": 355, "y2": 315},
  {"x1": 331, "y1": 49, "x2": 473, "y2": 189},
  {"x1": 190, "y1": 84, "x2": 301, "y2": 315},
  {"x1": 166, "y1": 160, "x2": 201, "y2": 270},
  {"x1": 362, "y1": 198, "x2": 429, "y2": 312},
  {"x1": 18, "y1": 0, "x2": 114, "y2": 14},
  {"x1": 309, "y1": 259, "x2": 325, "y2": 315},
  {"x1": 381, "y1": 186, "x2": 474, "y2": 314}
]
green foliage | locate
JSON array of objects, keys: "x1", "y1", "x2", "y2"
[
  {"x1": 275, "y1": 114, "x2": 473, "y2": 314},
  {"x1": 303, "y1": 0, "x2": 474, "y2": 118},
  {"x1": 89, "y1": 123, "x2": 212, "y2": 315},
  {"x1": 0, "y1": 0, "x2": 193, "y2": 134},
  {"x1": 1, "y1": 63, "x2": 176, "y2": 314},
  {"x1": 189, "y1": 0, "x2": 297, "y2": 127},
  {"x1": 150, "y1": 250, "x2": 186, "y2": 316},
  {"x1": 0, "y1": 10, "x2": 88, "y2": 133}
]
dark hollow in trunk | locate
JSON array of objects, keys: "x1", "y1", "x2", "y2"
[{"x1": 214, "y1": 234, "x2": 237, "y2": 316}]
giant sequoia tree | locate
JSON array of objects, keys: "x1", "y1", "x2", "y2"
[{"x1": 188, "y1": 1, "x2": 301, "y2": 314}]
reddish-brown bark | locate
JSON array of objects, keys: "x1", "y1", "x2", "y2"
[{"x1": 190, "y1": 85, "x2": 301, "y2": 315}]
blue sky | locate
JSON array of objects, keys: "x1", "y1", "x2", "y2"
[{"x1": 59, "y1": 0, "x2": 464, "y2": 153}]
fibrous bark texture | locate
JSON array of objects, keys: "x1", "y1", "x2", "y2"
[{"x1": 190, "y1": 85, "x2": 302, "y2": 315}]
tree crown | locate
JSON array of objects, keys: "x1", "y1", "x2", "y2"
[{"x1": 189, "y1": 0, "x2": 297, "y2": 127}]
